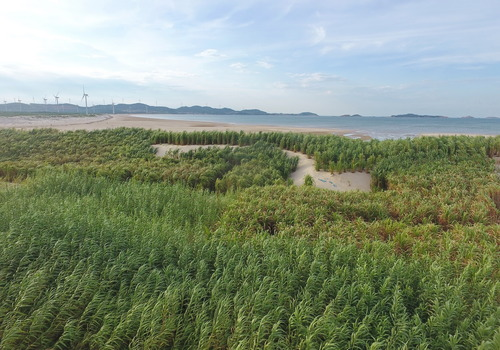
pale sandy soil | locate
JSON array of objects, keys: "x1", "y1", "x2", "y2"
[
  {"x1": 283, "y1": 150, "x2": 371, "y2": 192},
  {"x1": 0, "y1": 114, "x2": 370, "y2": 138},
  {"x1": 153, "y1": 144, "x2": 372, "y2": 192}
]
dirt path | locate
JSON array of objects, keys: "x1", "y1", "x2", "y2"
[{"x1": 153, "y1": 144, "x2": 372, "y2": 192}]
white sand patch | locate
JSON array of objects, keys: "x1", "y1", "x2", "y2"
[{"x1": 284, "y1": 150, "x2": 371, "y2": 192}]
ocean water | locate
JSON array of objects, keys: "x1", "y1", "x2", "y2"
[{"x1": 132, "y1": 114, "x2": 500, "y2": 140}]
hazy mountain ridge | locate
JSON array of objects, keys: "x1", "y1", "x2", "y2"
[{"x1": 0, "y1": 102, "x2": 317, "y2": 116}]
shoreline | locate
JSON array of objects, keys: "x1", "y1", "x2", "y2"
[
  {"x1": 0, "y1": 114, "x2": 496, "y2": 138},
  {"x1": 0, "y1": 114, "x2": 370, "y2": 139}
]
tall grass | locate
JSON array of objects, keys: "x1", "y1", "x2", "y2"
[
  {"x1": 0, "y1": 128, "x2": 499, "y2": 348},
  {"x1": 0, "y1": 173, "x2": 499, "y2": 349}
]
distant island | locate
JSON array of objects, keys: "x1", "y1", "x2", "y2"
[
  {"x1": 0, "y1": 102, "x2": 317, "y2": 116},
  {"x1": 391, "y1": 113, "x2": 448, "y2": 118}
]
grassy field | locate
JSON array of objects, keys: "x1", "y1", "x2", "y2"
[{"x1": 0, "y1": 128, "x2": 499, "y2": 349}]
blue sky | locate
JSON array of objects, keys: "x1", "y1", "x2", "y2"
[{"x1": 0, "y1": 0, "x2": 499, "y2": 116}]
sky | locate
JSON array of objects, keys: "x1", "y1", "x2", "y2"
[{"x1": 0, "y1": 0, "x2": 499, "y2": 117}]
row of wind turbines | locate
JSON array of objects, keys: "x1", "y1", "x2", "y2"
[{"x1": 2, "y1": 87, "x2": 119, "y2": 115}]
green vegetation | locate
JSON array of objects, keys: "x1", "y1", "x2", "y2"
[
  {"x1": 0, "y1": 129, "x2": 296, "y2": 191},
  {"x1": 304, "y1": 174, "x2": 314, "y2": 186},
  {"x1": 0, "y1": 128, "x2": 499, "y2": 349}
]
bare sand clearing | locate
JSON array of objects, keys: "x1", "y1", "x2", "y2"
[
  {"x1": 153, "y1": 144, "x2": 372, "y2": 192},
  {"x1": 283, "y1": 150, "x2": 371, "y2": 192},
  {"x1": 0, "y1": 114, "x2": 370, "y2": 138}
]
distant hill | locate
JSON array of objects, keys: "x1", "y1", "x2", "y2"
[
  {"x1": 391, "y1": 113, "x2": 447, "y2": 118},
  {"x1": 339, "y1": 114, "x2": 363, "y2": 117},
  {"x1": 0, "y1": 102, "x2": 317, "y2": 116}
]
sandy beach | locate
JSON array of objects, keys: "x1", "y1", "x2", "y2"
[{"x1": 0, "y1": 114, "x2": 370, "y2": 138}]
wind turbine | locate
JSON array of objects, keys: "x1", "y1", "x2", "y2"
[
  {"x1": 43, "y1": 97, "x2": 48, "y2": 112},
  {"x1": 81, "y1": 86, "x2": 89, "y2": 115},
  {"x1": 54, "y1": 92, "x2": 60, "y2": 113},
  {"x1": 112, "y1": 99, "x2": 115, "y2": 114}
]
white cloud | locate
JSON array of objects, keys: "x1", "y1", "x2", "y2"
[
  {"x1": 230, "y1": 62, "x2": 247, "y2": 71},
  {"x1": 257, "y1": 60, "x2": 273, "y2": 69},
  {"x1": 310, "y1": 25, "x2": 326, "y2": 45},
  {"x1": 291, "y1": 73, "x2": 344, "y2": 87},
  {"x1": 195, "y1": 49, "x2": 226, "y2": 58}
]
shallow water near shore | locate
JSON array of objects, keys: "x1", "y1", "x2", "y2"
[{"x1": 132, "y1": 114, "x2": 500, "y2": 139}]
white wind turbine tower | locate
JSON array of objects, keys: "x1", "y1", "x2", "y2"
[
  {"x1": 81, "y1": 86, "x2": 89, "y2": 115},
  {"x1": 54, "y1": 92, "x2": 60, "y2": 113},
  {"x1": 43, "y1": 97, "x2": 48, "y2": 112},
  {"x1": 112, "y1": 99, "x2": 115, "y2": 114}
]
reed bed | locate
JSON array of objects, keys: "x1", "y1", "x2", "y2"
[{"x1": 0, "y1": 128, "x2": 499, "y2": 348}]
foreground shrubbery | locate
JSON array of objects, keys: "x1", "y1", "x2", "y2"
[
  {"x1": 0, "y1": 128, "x2": 499, "y2": 348},
  {"x1": 0, "y1": 173, "x2": 498, "y2": 349}
]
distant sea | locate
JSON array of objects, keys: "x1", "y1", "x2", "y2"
[{"x1": 132, "y1": 114, "x2": 500, "y2": 140}]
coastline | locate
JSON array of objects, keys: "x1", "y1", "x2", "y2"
[
  {"x1": 0, "y1": 114, "x2": 370, "y2": 139},
  {"x1": 1, "y1": 114, "x2": 497, "y2": 139}
]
